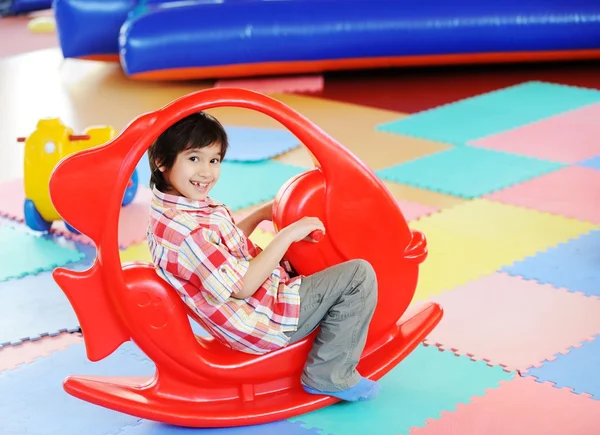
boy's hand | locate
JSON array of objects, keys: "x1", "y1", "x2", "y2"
[{"x1": 280, "y1": 217, "x2": 325, "y2": 243}]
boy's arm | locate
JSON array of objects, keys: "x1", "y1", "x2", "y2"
[
  {"x1": 233, "y1": 230, "x2": 294, "y2": 299},
  {"x1": 234, "y1": 216, "x2": 324, "y2": 299}
]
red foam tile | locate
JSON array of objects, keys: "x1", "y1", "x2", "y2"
[
  {"x1": 469, "y1": 102, "x2": 600, "y2": 163},
  {"x1": 0, "y1": 333, "x2": 83, "y2": 372},
  {"x1": 409, "y1": 376, "x2": 600, "y2": 435},
  {"x1": 425, "y1": 272, "x2": 600, "y2": 371},
  {"x1": 485, "y1": 166, "x2": 600, "y2": 224},
  {"x1": 0, "y1": 178, "x2": 152, "y2": 248},
  {"x1": 214, "y1": 74, "x2": 324, "y2": 94}
]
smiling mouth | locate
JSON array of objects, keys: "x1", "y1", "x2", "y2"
[{"x1": 190, "y1": 180, "x2": 210, "y2": 190}]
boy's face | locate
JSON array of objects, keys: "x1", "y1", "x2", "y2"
[{"x1": 159, "y1": 142, "x2": 222, "y2": 201}]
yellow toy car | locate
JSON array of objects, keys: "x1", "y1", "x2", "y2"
[{"x1": 19, "y1": 117, "x2": 138, "y2": 233}]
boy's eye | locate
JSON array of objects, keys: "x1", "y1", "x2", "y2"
[
  {"x1": 189, "y1": 156, "x2": 198, "y2": 162},
  {"x1": 210, "y1": 158, "x2": 221, "y2": 164}
]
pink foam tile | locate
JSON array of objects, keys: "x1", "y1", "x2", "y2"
[
  {"x1": 409, "y1": 376, "x2": 600, "y2": 435},
  {"x1": 0, "y1": 332, "x2": 83, "y2": 372},
  {"x1": 232, "y1": 208, "x2": 276, "y2": 234},
  {"x1": 0, "y1": 178, "x2": 153, "y2": 248},
  {"x1": 469, "y1": 102, "x2": 600, "y2": 163},
  {"x1": 0, "y1": 178, "x2": 25, "y2": 221},
  {"x1": 397, "y1": 200, "x2": 440, "y2": 222},
  {"x1": 485, "y1": 166, "x2": 600, "y2": 224},
  {"x1": 52, "y1": 186, "x2": 154, "y2": 248},
  {"x1": 424, "y1": 272, "x2": 600, "y2": 371},
  {"x1": 214, "y1": 74, "x2": 324, "y2": 94}
]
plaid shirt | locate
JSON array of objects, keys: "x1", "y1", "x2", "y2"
[{"x1": 147, "y1": 187, "x2": 301, "y2": 355}]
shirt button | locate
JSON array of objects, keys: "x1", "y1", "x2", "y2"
[{"x1": 220, "y1": 268, "x2": 227, "y2": 274}]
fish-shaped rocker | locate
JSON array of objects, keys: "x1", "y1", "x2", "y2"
[{"x1": 49, "y1": 88, "x2": 443, "y2": 427}]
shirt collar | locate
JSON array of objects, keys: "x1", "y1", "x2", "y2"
[{"x1": 151, "y1": 186, "x2": 222, "y2": 211}]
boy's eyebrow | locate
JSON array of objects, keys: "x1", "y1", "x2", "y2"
[{"x1": 183, "y1": 148, "x2": 222, "y2": 157}]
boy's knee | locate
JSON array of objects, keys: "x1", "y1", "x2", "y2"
[
  {"x1": 352, "y1": 259, "x2": 378, "y2": 304},
  {"x1": 353, "y1": 259, "x2": 376, "y2": 283}
]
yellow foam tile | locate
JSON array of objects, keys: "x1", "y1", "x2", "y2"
[
  {"x1": 249, "y1": 228, "x2": 274, "y2": 249},
  {"x1": 410, "y1": 199, "x2": 598, "y2": 301},
  {"x1": 120, "y1": 242, "x2": 152, "y2": 263}
]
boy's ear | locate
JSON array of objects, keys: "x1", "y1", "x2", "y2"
[{"x1": 154, "y1": 159, "x2": 166, "y2": 172}]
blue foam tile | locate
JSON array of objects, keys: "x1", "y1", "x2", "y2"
[
  {"x1": 209, "y1": 161, "x2": 305, "y2": 211},
  {"x1": 120, "y1": 419, "x2": 322, "y2": 435},
  {"x1": 135, "y1": 126, "x2": 301, "y2": 188},
  {"x1": 375, "y1": 146, "x2": 565, "y2": 199},
  {"x1": 502, "y1": 229, "x2": 600, "y2": 298},
  {"x1": 0, "y1": 342, "x2": 154, "y2": 435},
  {"x1": 579, "y1": 156, "x2": 600, "y2": 171},
  {"x1": 0, "y1": 271, "x2": 81, "y2": 348},
  {"x1": 289, "y1": 344, "x2": 515, "y2": 435},
  {"x1": 376, "y1": 81, "x2": 600, "y2": 145},
  {"x1": 0, "y1": 225, "x2": 86, "y2": 282},
  {"x1": 526, "y1": 335, "x2": 600, "y2": 399},
  {"x1": 224, "y1": 126, "x2": 301, "y2": 162}
]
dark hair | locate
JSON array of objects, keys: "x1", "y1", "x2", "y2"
[{"x1": 147, "y1": 111, "x2": 228, "y2": 192}]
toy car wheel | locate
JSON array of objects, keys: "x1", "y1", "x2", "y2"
[
  {"x1": 122, "y1": 168, "x2": 138, "y2": 206},
  {"x1": 24, "y1": 199, "x2": 52, "y2": 232}
]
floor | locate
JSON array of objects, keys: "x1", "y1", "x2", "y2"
[{"x1": 1, "y1": 10, "x2": 600, "y2": 435}]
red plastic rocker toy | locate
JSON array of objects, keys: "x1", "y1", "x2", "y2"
[{"x1": 48, "y1": 88, "x2": 443, "y2": 427}]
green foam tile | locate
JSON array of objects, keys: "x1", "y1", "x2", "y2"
[
  {"x1": 289, "y1": 344, "x2": 515, "y2": 435},
  {"x1": 210, "y1": 160, "x2": 306, "y2": 211},
  {"x1": 376, "y1": 81, "x2": 600, "y2": 145},
  {"x1": 0, "y1": 226, "x2": 85, "y2": 282},
  {"x1": 376, "y1": 146, "x2": 565, "y2": 199}
]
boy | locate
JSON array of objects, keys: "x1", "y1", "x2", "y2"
[{"x1": 147, "y1": 111, "x2": 380, "y2": 401}]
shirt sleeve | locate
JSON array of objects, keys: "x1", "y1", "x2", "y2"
[{"x1": 178, "y1": 227, "x2": 250, "y2": 304}]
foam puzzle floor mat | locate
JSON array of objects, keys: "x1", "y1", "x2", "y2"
[
  {"x1": 579, "y1": 155, "x2": 600, "y2": 170},
  {"x1": 486, "y1": 165, "x2": 600, "y2": 224},
  {"x1": 376, "y1": 146, "x2": 565, "y2": 199},
  {"x1": 408, "y1": 199, "x2": 596, "y2": 300},
  {"x1": 0, "y1": 225, "x2": 85, "y2": 282},
  {"x1": 0, "y1": 270, "x2": 84, "y2": 348},
  {"x1": 502, "y1": 228, "x2": 600, "y2": 298},
  {"x1": 425, "y1": 272, "x2": 600, "y2": 371},
  {"x1": 408, "y1": 376, "x2": 600, "y2": 435},
  {"x1": 376, "y1": 81, "x2": 600, "y2": 145},
  {"x1": 0, "y1": 180, "x2": 154, "y2": 248},
  {"x1": 2, "y1": 80, "x2": 600, "y2": 435},
  {"x1": 0, "y1": 332, "x2": 83, "y2": 372},
  {"x1": 469, "y1": 102, "x2": 600, "y2": 164},
  {"x1": 0, "y1": 342, "x2": 154, "y2": 435},
  {"x1": 525, "y1": 334, "x2": 600, "y2": 399},
  {"x1": 289, "y1": 344, "x2": 515, "y2": 435}
]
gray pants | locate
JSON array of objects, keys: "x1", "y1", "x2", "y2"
[{"x1": 285, "y1": 259, "x2": 378, "y2": 392}]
